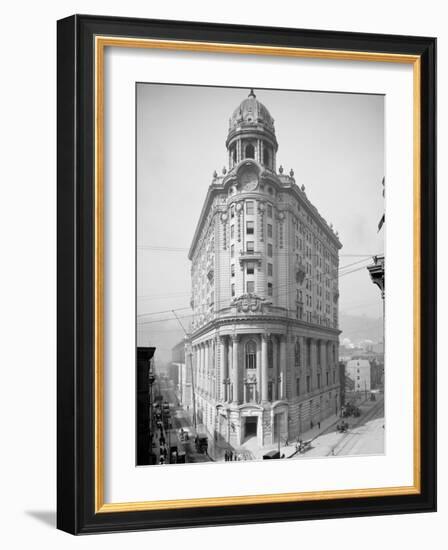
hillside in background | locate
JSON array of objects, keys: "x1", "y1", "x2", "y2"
[{"x1": 339, "y1": 312, "x2": 383, "y2": 347}]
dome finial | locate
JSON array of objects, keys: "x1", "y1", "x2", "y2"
[{"x1": 248, "y1": 88, "x2": 256, "y2": 98}]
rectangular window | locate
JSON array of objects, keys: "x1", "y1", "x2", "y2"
[
  {"x1": 267, "y1": 243, "x2": 273, "y2": 257},
  {"x1": 296, "y1": 378, "x2": 300, "y2": 396},
  {"x1": 231, "y1": 264, "x2": 235, "y2": 277},
  {"x1": 267, "y1": 223, "x2": 273, "y2": 238},
  {"x1": 230, "y1": 225, "x2": 234, "y2": 238},
  {"x1": 247, "y1": 281, "x2": 255, "y2": 293},
  {"x1": 231, "y1": 205, "x2": 234, "y2": 218},
  {"x1": 231, "y1": 283, "x2": 235, "y2": 297},
  {"x1": 267, "y1": 263, "x2": 273, "y2": 276},
  {"x1": 246, "y1": 241, "x2": 254, "y2": 253},
  {"x1": 306, "y1": 375, "x2": 311, "y2": 393},
  {"x1": 230, "y1": 244, "x2": 234, "y2": 258},
  {"x1": 267, "y1": 204, "x2": 273, "y2": 218},
  {"x1": 246, "y1": 201, "x2": 254, "y2": 215},
  {"x1": 267, "y1": 282, "x2": 273, "y2": 296},
  {"x1": 317, "y1": 373, "x2": 321, "y2": 389},
  {"x1": 246, "y1": 221, "x2": 254, "y2": 234},
  {"x1": 246, "y1": 262, "x2": 255, "y2": 275},
  {"x1": 326, "y1": 371, "x2": 329, "y2": 386}
]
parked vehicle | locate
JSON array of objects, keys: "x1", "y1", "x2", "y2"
[
  {"x1": 295, "y1": 440, "x2": 312, "y2": 453},
  {"x1": 336, "y1": 421, "x2": 349, "y2": 433},
  {"x1": 195, "y1": 434, "x2": 208, "y2": 453},
  {"x1": 176, "y1": 451, "x2": 186, "y2": 463},
  {"x1": 263, "y1": 450, "x2": 281, "y2": 459},
  {"x1": 342, "y1": 403, "x2": 361, "y2": 418}
]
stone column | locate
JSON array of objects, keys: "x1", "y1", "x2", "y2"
[
  {"x1": 293, "y1": 338, "x2": 299, "y2": 399},
  {"x1": 232, "y1": 335, "x2": 239, "y2": 404},
  {"x1": 312, "y1": 339, "x2": 318, "y2": 390},
  {"x1": 205, "y1": 341, "x2": 210, "y2": 396},
  {"x1": 197, "y1": 344, "x2": 202, "y2": 392},
  {"x1": 201, "y1": 344, "x2": 206, "y2": 393},
  {"x1": 300, "y1": 336, "x2": 306, "y2": 369},
  {"x1": 256, "y1": 336, "x2": 261, "y2": 402},
  {"x1": 322, "y1": 340, "x2": 327, "y2": 372},
  {"x1": 220, "y1": 336, "x2": 228, "y2": 401},
  {"x1": 228, "y1": 338, "x2": 233, "y2": 401},
  {"x1": 272, "y1": 336, "x2": 278, "y2": 401},
  {"x1": 280, "y1": 336, "x2": 287, "y2": 399},
  {"x1": 261, "y1": 334, "x2": 269, "y2": 402}
]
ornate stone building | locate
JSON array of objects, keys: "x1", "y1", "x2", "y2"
[{"x1": 187, "y1": 90, "x2": 342, "y2": 449}]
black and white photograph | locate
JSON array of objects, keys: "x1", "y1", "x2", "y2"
[{"x1": 136, "y1": 83, "x2": 385, "y2": 466}]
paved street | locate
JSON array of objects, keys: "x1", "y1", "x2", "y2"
[
  {"x1": 157, "y1": 378, "x2": 211, "y2": 463},
  {"x1": 153, "y1": 376, "x2": 384, "y2": 463},
  {"x1": 290, "y1": 395, "x2": 384, "y2": 459}
]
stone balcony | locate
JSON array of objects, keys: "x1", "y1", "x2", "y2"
[{"x1": 239, "y1": 249, "x2": 263, "y2": 266}]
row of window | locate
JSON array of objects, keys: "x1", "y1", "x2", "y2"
[
  {"x1": 230, "y1": 201, "x2": 274, "y2": 218},
  {"x1": 230, "y1": 262, "x2": 274, "y2": 277},
  {"x1": 230, "y1": 242, "x2": 274, "y2": 257},
  {"x1": 231, "y1": 281, "x2": 273, "y2": 296},
  {"x1": 295, "y1": 371, "x2": 337, "y2": 395},
  {"x1": 229, "y1": 221, "x2": 274, "y2": 238},
  {"x1": 229, "y1": 142, "x2": 273, "y2": 167}
]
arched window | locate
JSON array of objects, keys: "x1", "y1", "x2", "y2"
[
  {"x1": 295, "y1": 339, "x2": 301, "y2": 368},
  {"x1": 245, "y1": 340, "x2": 257, "y2": 369},
  {"x1": 263, "y1": 146, "x2": 270, "y2": 167},
  {"x1": 245, "y1": 143, "x2": 255, "y2": 159}
]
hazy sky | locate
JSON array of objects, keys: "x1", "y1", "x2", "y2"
[{"x1": 137, "y1": 84, "x2": 384, "y2": 363}]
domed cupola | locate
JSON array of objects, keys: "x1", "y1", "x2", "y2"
[{"x1": 226, "y1": 89, "x2": 278, "y2": 172}]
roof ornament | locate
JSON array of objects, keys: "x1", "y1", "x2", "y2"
[
  {"x1": 248, "y1": 88, "x2": 256, "y2": 98},
  {"x1": 222, "y1": 166, "x2": 227, "y2": 175},
  {"x1": 213, "y1": 170, "x2": 218, "y2": 178},
  {"x1": 279, "y1": 165, "x2": 284, "y2": 174},
  {"x1": 301, "y1": 184, "x2": 306, "y2": 192},
  {"x1": 290, "y1": 168, "x2": 295, "y2": 177}
]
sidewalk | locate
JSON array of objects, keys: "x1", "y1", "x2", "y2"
[
  {"x1": 249, "y1": 410, "x2": 342, "y2": 460},
  {"x1": 256, "y1": 395, "x2": 384, "y2": 460}
]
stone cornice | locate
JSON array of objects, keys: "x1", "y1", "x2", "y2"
[{"x1": 189, "y1": 313, "x2": 341, "y2": 341}]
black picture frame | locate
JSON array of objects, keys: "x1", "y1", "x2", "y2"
[{"x1": 57, "y1": 14, "x2": 436, "y2": 535}]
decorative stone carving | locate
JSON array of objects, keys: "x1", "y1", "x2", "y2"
[
  {"x1": 245, "y1": 372, "x2": 257, "y2": 383},
  {"x1": 233, "y1": 293, "x2": 266, "y2": 313}
]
